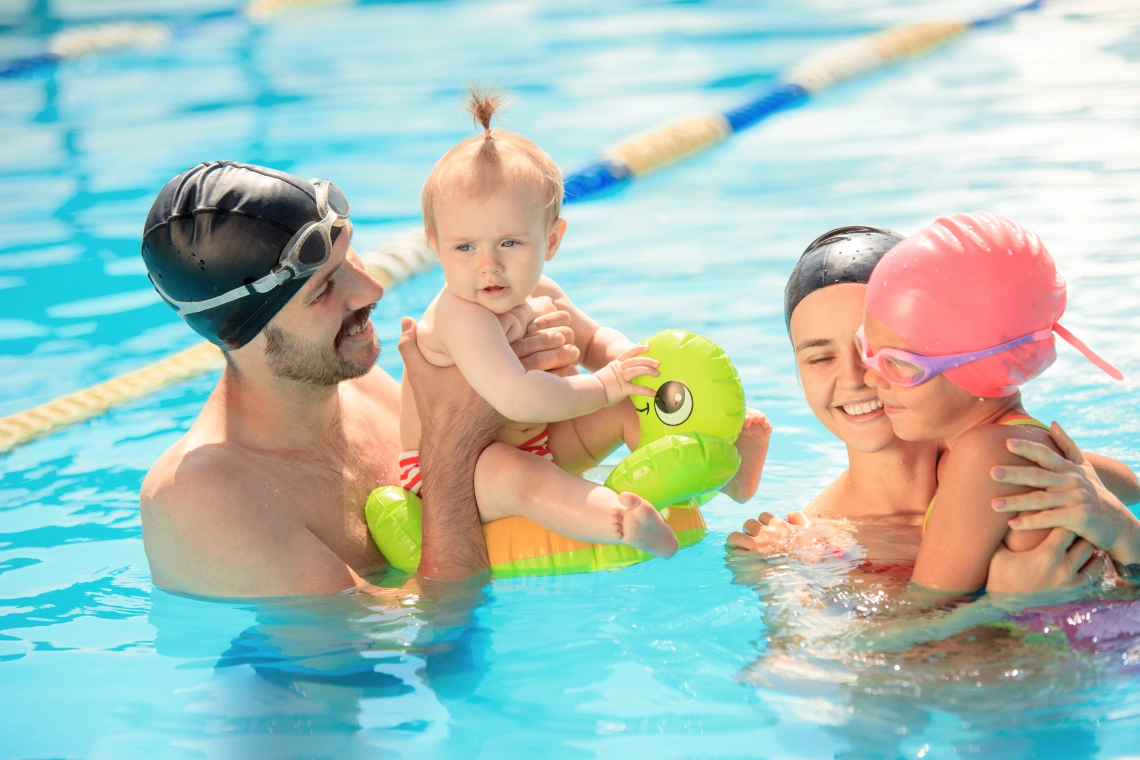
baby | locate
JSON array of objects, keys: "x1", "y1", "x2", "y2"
[{"x1": 400, "y1": 88, "x2": 771, "y2": 558}]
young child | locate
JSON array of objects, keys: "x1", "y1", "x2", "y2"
[
  {"x1": 400, "y1": 88, "x2": 771, "y2": 558},
  {"x1": 858, "y1": 211, "x2": 1124, "y2": 592}
]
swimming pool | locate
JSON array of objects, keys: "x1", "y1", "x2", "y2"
[{"x1": 2, "y1": 0, "x2": 1139, "y2": 757}]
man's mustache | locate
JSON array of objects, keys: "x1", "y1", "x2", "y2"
[{"x1": 334, "y1": 303, "x2": 376, "y2": 349}]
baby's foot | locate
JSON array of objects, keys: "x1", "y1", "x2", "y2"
[
  {"x1": 615, "y1": 492, "x2": 679, "y2": 558},
  {"x1": 722, "y1": 409, "x2": 773, "y2": 503}
]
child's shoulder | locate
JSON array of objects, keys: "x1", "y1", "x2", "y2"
[
  {"x1": 433, "y1": 286, "x2": 487, "y2": 318},
  {"x1": 948, "y1": 414, "x2": 1058, "y2": 466},
  {"x1": 532, "y1": 275, "x2": 568, "y2": 300}
]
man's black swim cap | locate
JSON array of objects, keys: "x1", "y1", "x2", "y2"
[
  {"x1": 141, "y1": 161, "x2": 324, "y2": 350},
  {"x1": 783, "y1": 225, "x2": 905, "y2": 333}
]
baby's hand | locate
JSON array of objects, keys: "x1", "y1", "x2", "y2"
[
  {"x1": 721, "y1": 409, "x2": 773, "y2": 503},
  {"x1": 595, "y1": 345, "x2": 659, "y2": 405}
]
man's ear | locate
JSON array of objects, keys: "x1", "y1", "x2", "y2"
[{"x1": 545, "y1": 217, "x2": 568, "y2": 262}]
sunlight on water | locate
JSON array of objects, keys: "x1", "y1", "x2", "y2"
[{"x1": 1, "y1": 0, "x2": 1139, "y2": 757}]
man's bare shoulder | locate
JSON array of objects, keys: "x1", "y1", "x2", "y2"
[
  {"x1": 142, "y1": 434, "x2": 247, "y2": 514},
  {"x1": 140, "y1": 435, "x2": 360, "y2": 597}
]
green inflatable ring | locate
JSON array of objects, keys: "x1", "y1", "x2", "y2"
[{"x1": 366, "y1": 329, "x2": 746, "y2": 577}]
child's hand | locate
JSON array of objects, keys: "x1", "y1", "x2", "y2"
[
  {"x1": 595, "y1": 345, "x2": 659, "y2": 405},
  {"x1": 721, "y1": 409, "x2": 773, "y2": 503}
]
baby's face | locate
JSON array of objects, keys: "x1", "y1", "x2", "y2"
[{"x1": 430, "y1": 183, "x2": 564, "y2": 314}]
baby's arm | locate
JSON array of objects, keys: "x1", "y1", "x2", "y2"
[
  {"x1": 912, "y1": 425, "x2": 1055, "y2": 593},
  {"x1": 532, "y1": 277, "x2": 637, "y2": 371},
  {"x1": 436, "y1": 291, "x2": 656, "y2": 423}
]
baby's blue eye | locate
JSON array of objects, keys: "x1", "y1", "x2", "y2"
[
  {"x1": 502, "y1": 240, "x2": 516, "y2": 247},
  {"x1": 457, "y1": 244, "x2": 473, "y2": 252}
]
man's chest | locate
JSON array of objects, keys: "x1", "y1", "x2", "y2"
[{"x1": 268, "y1": 418, "x2": 403, "y2": 573}]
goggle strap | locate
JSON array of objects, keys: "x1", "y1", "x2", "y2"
[
  {"x1": 149, "y1": 272, "x2": 285, "y2": 317},
  {"x1": 1054, "y1": 322, "x2": 1124, "y2": 381}
]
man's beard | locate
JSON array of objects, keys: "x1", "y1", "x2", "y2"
[{"x1": 263, "y1": 305, "x2": 379, "y2": 386}]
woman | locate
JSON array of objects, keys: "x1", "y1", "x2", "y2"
[{"x1": 729, "y1": 225, "x2": 1139, "y2": 590}]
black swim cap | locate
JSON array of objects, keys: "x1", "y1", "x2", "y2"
[
  {"x1": 783, "y1": 225, "x2": 905, "y2": 333},
  {"x1": 141, "y1": 161, "x2": 323, "y2": 350}
]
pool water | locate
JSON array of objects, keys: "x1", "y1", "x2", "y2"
[{"x1": 2, "y1": 0, "x2": 1140, "y2": 757}]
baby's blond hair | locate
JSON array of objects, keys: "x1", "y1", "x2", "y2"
[{"x1": 422, "y1": 85, "x2": 563, "y2": 235}]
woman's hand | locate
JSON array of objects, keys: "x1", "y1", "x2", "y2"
[
  {"x1": 989, "y1": 422, "x2": 1140, "y2": 579},
  {"x1": 986, "y1": 528, "x2": 1107, "y2": 593},
  {"x1": 727, "y1": 511, "x2": 809, "y2": 555}
]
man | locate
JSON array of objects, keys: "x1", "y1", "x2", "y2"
[{"x1": 139, "y1": 161, "x2": 578, "y2": 596}]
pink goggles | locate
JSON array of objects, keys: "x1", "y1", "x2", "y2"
[
  {"x1": 855, "y1": 324, "x2": 1052, "y2": 387},
  {"x1": 855, "y1": 323, "x2": 1124, "y2": 387}
]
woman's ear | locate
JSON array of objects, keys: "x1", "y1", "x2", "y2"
[{"x1": 545, "y1": 217, "x2": 568, "y2": 262}]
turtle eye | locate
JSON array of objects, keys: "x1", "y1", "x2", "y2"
[{"x1": 654, "y1": 380, "x2": 693, "y2": 426}]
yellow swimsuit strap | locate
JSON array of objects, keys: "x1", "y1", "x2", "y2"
[{"x1": 921, "y1": 413, "x2": 1050, "y2": 536}]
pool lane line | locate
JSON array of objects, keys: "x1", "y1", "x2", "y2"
[
  {"x1": 0, "y1": 1, "x2": 344, "y2": 80},
  {"x1": 0, "y1": 231, "x2": 435, "y2": 454},
  {"x1": 563, "y1": 1, "x2": 1043, "y2": 202},
  {"x1": 0, "y1": 2, "x2": 1044, "y2": 454}
]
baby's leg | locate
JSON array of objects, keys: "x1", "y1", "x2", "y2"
[
  {"x1": 475, "y1": 443, "x2": 678, "y2": 558},
  {"x1": 546, "y1": 398, "x2": 641, "y2": 474},
  {"x1": 722, "y1": 409, "x2": 773, "y2": 503}
]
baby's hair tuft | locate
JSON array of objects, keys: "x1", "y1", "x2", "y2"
[
  {"x1": 422, "y1": 86, "x2": 563, "y2": 236},
  {"x1": 464, "y1": 83, "x2": 513, "y2": 136}
]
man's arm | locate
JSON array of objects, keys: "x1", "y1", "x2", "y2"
[
  {"x1": 400, "y1": 308, "x2": 591, "y2": 580},
  {"x1": 400, "y1": 317, "x2": 496, "y2": 580}
]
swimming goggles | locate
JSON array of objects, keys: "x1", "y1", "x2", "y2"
[
  {"x1": 854, "y1": 324, "x2": 1053, "y2": 387},
  {"x1": 150, "y1": 179, "x2": 350, "y2": 316}
]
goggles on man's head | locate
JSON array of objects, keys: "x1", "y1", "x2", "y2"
[
  {"x1": 854, "y1": 324, "x2": 1053, "y2": 388},
  {"x1": 150, "y1": 179, "x2": 350, "y2": 317}
]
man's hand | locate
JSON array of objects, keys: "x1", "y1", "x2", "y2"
[
  {"x1": 400, "y1": 317, "x2": 503, "y2": 439},
  {"x1": 513, "y1": 309, "x2": 580, "y2": 377}
]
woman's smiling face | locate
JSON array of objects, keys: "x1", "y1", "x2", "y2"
[{"x1": 789, "y1": 283, "x2": 898, "y2": 454}]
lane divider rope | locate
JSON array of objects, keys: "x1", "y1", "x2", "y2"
[
  {"x1": 0, "y1": 233, "x2": 434, "y2": 453},
  {"x1": 562, "y1": 3, "x2": 1042, "y2": 201},
  {"x1": 0, "y1": 1, "x2": 1044, "y2": 453}
]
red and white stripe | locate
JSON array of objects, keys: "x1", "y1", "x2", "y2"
[
  {"x1": 517, "y1": 429, "x2": 554, "y2": 461},
  {"x1": 398, "y1": 428, "x2": 552, "y2": 498},
  {"x1": 399, "y1": 451, "x2": 422, "y2": 496}
]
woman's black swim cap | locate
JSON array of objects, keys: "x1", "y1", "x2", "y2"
[
  {"x1": 141, "y1": 161, "x2": 324, "y2": 350},
  {"x1": 783, "y1": 225, "x2": 905, "y2": 333}
]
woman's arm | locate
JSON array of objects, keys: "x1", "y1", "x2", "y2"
[
  {"x1": 989, "y1": 422, "x2": 1140, "y2": 582},
  {"x1": 1084, "y1": 452, "x2": 1140, "y2": 506},
  {"x1": 912, "y1": 426, "x2": 1055, "y2": 593}
]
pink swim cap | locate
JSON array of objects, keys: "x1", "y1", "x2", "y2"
[{"x1": 865, "y1": 211, "x2": 1122, "y2": 398}]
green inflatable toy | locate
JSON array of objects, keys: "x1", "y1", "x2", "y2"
[{"x1": 366, "y1": 328, "x2": 746, "y2": 577}]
